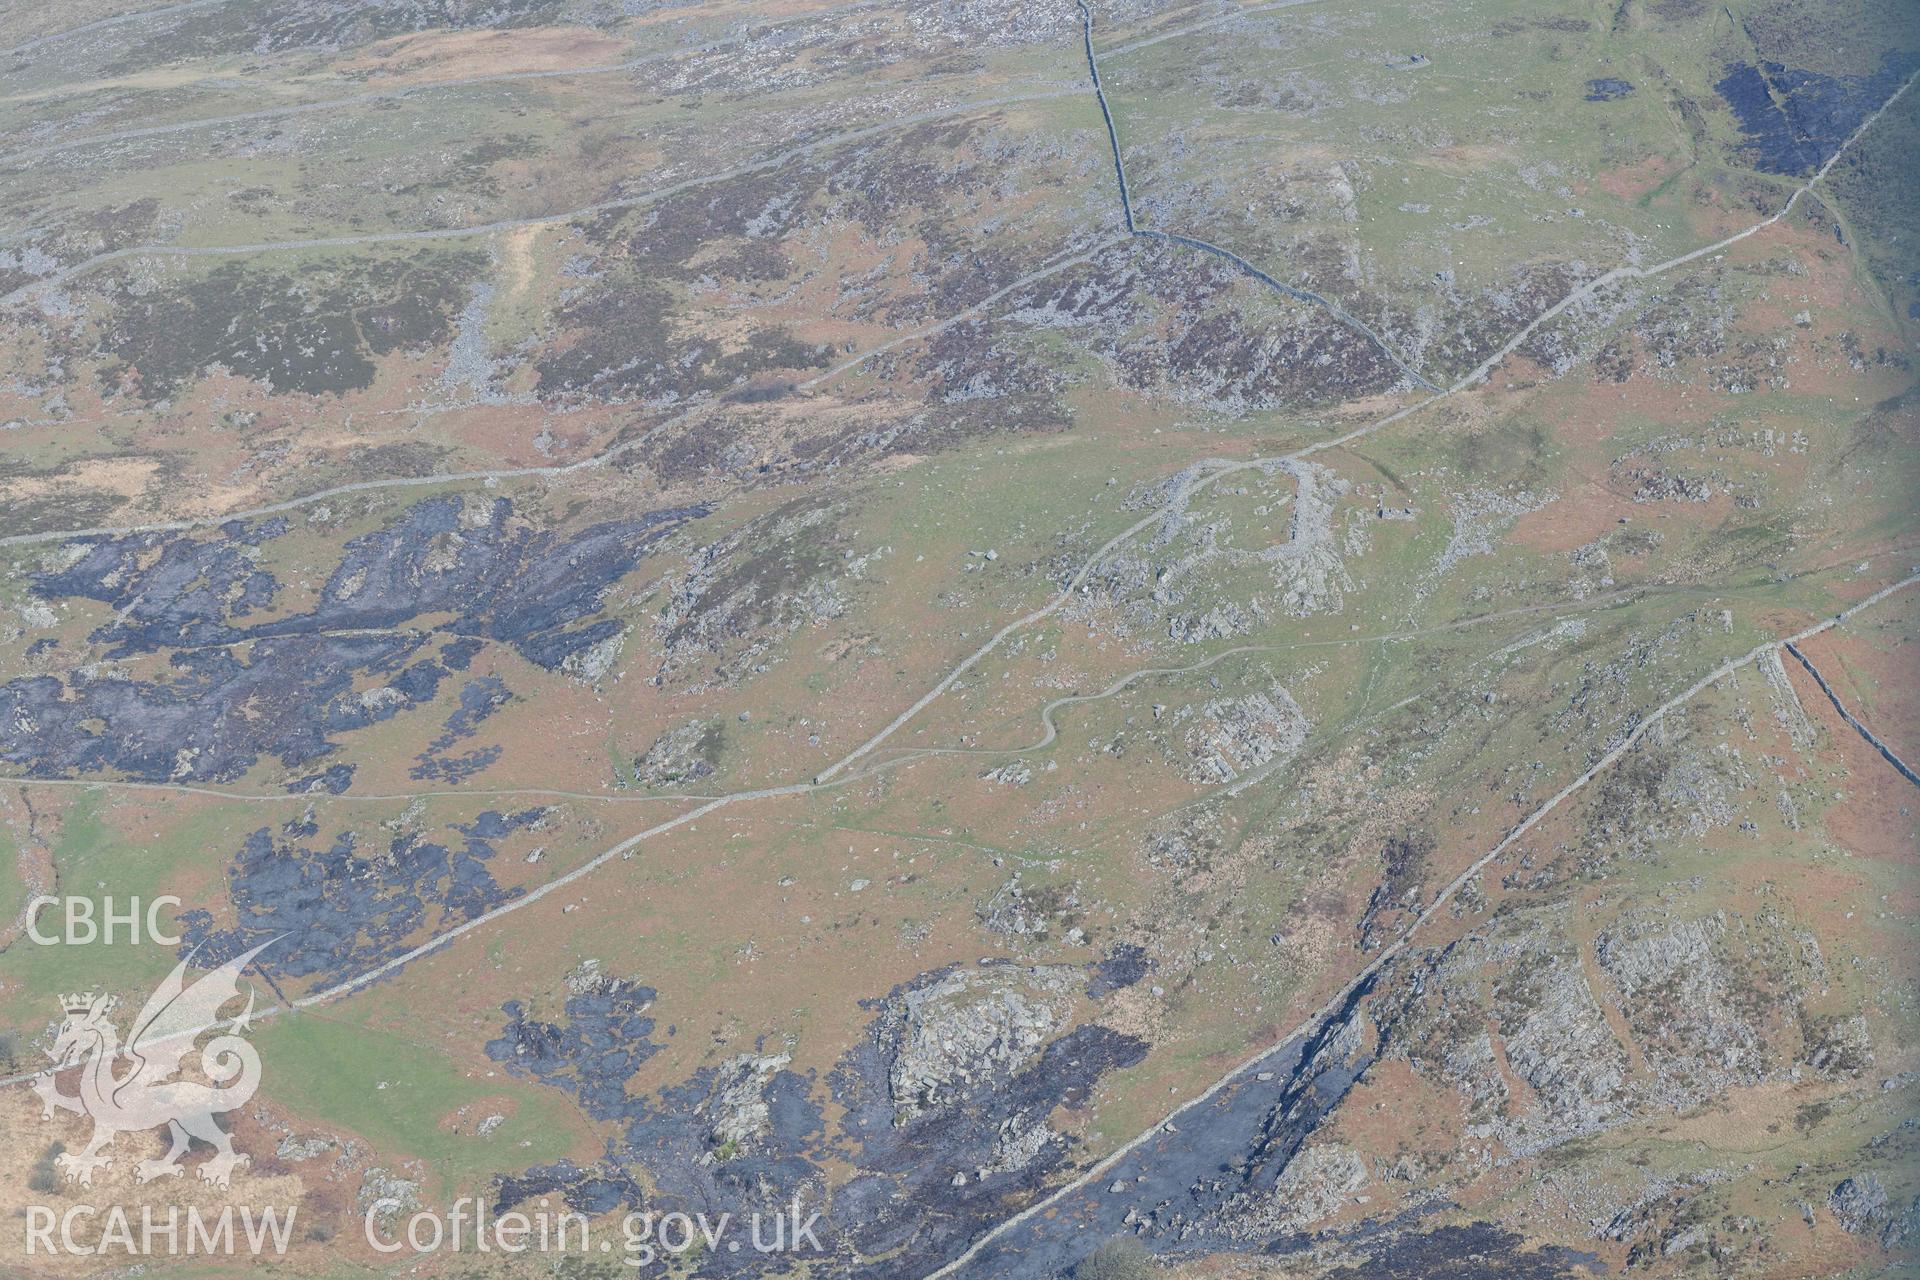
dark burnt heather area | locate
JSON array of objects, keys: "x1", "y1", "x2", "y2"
[
  {"x1": 0, "y1": 632, "x2": 434, "y2": 782},
  {"x1": 831, "y1": 1029, "x2": 1148, "y2": 1278},
  {"x1": 33, "y1": 512, "x2": 291, "y2": 654},
  {"x1": 1315, "y1": 1223, "x2": 1604, "y2": 1279},
  {"x1": 1085, "y1": 943, "x2": 1150, "y2": 998},
  {"x1": 287, "y1": 762, "x2": 356, "y2": 795},
  {"x1": 411, "y1": 675, "x2": 512, "y2": 783},
  {"x1": 177, "y1": 807, "x2": 543, "y2": 982},
  {"x1": 944, "y1": 949, "x2": 1598, "y2": 1280},
  {"x1": 484, "y1": 975, "x2": 824, "y2": 1259},
  {"x1": 33, "y1": 494, "x2": 707, "y2": 663},
  {"x1": 0, "y1": 495, "x2": 705, "y2": 783},
  {"x1": 493, "y1": 1162, "x2": 646, "y2": 1218},
  {"x1": 483, "y1": 962, "x2": 1149, "y2": 1278},
  {"x1": 1715, "y1": 52, "x2": 1920, "y2": 175},
  {"x1": 953, "y1": 977, "x2": 1381, "y2": 1279},
  {"x1": 490, "y1": 975, "x2": 665, "y2": 1114}
]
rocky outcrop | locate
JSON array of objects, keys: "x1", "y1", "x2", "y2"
[
  {"x1": 633, "y1": 720, "x2": 721, "y2": 786},
  {"x1": 1372, "y1": 908, "x2": 1632, "y2": 1153},
  {"x1": 652, "y1": 501, "x2": 855, "y2": 690},
  {"x1": 1421, "y1": 488, "x2": 1554, "y2": 596},
  {"x1": 1827, "y1": 1172, "x2": 1919, "y2": 1251},
  {"x1": 1831, "y1": 1174, "x2": 1890, "y2": 1234},
  {"x1": 707, "y1": 1052, "x2": 795, "y2": 1150},
  {"x1": 885, "y1": 965, "x2": 1078, "y2": 1121},
  {"x1": 1181, "y1": 683, "x2": 1309, "y2": 785},
  {"x1": 978, "y1": 876, "x2": 1079, "y2": 940},
  {"x1": 1263, "y1": 1141, "x2": 1369, "y2": 1233},
  {"x1": 1262, "y1": 461, "x2": 1354, "y2": 615},
  {"x1": 1595, "y1": 913, "x2": 1768, "y2": 1105}
]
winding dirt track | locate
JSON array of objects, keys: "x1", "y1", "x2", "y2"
[
  {"x1": 924, "y1": 569, "x2": 1920, "y2": 1278},
  {"x1": 0, "y1": 1, "x2": 901, "y2": 164},
  {"x1": 0, "y1": 88, "x2": 1085, "y2": 310},
  {"x1": 1, "y1": 0, "x2": 228, "y2": 58},
  {"x1": 1, "y1": 18, "x2": 1914, "y2": 1276}
]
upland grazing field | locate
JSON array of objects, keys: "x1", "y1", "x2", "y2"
[{"x1": 0, "y1": 1, "x2": 1916, "y2": 1277}]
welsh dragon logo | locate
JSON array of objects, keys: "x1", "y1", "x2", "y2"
[{"x1": 32, "y1": 940, "x2": 277, "y2": 1188}]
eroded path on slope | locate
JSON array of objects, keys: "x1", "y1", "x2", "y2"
[
  {"x1": 0, "y1": 19, "x2": 1914, "y2": 1277},
  {"x1": 928, "y1": 568, "x2": 1920, "y2": 1280}
]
